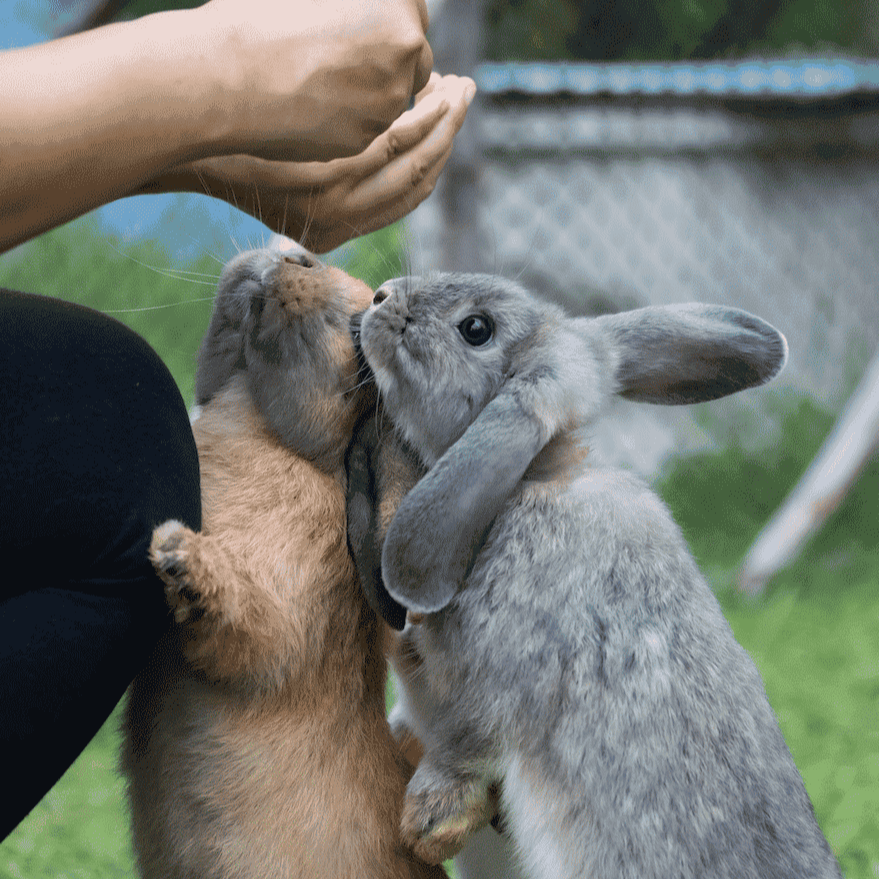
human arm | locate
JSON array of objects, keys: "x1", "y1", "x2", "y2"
[{"x1": 0, "y1": 0, "x2": 435, "y2": 252}]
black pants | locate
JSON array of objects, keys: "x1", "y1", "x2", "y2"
[{"x1": 0, "y1": 288, "x2": 201, "y2": 839}]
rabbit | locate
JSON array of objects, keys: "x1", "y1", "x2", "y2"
[
  {"x1": 121, "y1": 242, "x2": 449, "y2": 879},
  {"x1": 346, "y1": 272, "x2": 843, "y2": 879}
]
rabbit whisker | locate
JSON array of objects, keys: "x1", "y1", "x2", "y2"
[{"x1": 103, "y1": 297, "x2": 217, "y2": 314}]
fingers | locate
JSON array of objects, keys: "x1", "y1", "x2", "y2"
[
  {"x1": 350, "y1": 142, "x2": 454, "y2": 240},
  {"x1": 360, "y1": 74, "x2": 474, "y2": 177},
  {"x1": 415, "y1": 70, "x2": 443, "y2": 100},
  {"x1": 311, "y1": 128, "x2": 455, "y2": 248},
  {"x1": 301, "y1": 74, "x2": 475, "y2": 248},
  {"x1": 347, "y1": 75, "x2": 475, "y2": 213},
  {"x1": 356, "y1": 89, "x2": 449, "y2": 178}
]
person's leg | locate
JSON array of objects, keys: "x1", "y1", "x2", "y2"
[{"x1": 0, "y1": 288, "x2": 201, "y2": 839}]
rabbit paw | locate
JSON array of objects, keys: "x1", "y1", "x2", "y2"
[
  {"x1": 401, "y1": 767, "x2": 494, "y2": 864},
  {"x1": 149, "y1": 520, "x2": 204, "y2": 623},
  {"x1": 388, "y1": 707, "x2": 423, "y2": 779}
]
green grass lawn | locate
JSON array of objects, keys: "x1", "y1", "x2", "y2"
[{"x1": 1, "y1": 219, "x2": 877, "y2": 877}]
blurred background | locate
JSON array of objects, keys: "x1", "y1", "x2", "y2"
[{"x1": 1, "y1": 1, "x2": 878, "y2": 877}]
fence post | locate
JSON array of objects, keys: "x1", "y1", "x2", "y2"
[
  {"x1": 737, "y1": 349, "x2": 879, "y2": 595},
  {"x1": 430, "y1": 0, "x2": 485, "y2": 272}
]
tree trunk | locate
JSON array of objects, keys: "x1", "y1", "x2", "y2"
[{"x1": 429, "y1": 0, "x2": 485, "y2": 272}]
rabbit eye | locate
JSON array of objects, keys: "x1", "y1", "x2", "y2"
[{"x1": 458, "y1": 314, "x2": 494, "y2": 346}]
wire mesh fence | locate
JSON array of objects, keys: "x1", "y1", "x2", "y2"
[{"x1": 406, "y1": 60, "x2": 879, "y2": 473}]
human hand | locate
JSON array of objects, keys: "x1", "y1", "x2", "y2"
[
  {"x1": 148, "y1": 73, "x2": 475, "y2": 253},
  {"x1": 195, "y1": 0, "x2": 434, "y2": 163}
]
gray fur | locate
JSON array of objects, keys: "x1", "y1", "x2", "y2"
[{"x1": 356, "y1": 273, "x2": 839, "y2": 879}]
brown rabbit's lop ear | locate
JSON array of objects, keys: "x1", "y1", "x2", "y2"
[
  {"x1": 346, "y1": 412, "x2": 410, "y2": 631},
  {"x1": 592, "y1": 304, "x2": 788, "y2": 405},
  {"x1": 382, "y1": 324, "x2": 604, "y2": 615},
  {"x1": 195, "y1": 288, "x2": 249, "y2": 406}
]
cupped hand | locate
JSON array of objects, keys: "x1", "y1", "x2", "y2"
[
  {"x1": 150, "y1": 73, "x2": 475, "y2": 254},
  {"x1": 196, "y1": 0, "x2": 434, "y2": 163}
]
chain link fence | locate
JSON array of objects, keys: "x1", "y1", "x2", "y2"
[{"x1": 406, "y1": 61, "x2": 879, "y2": 473}]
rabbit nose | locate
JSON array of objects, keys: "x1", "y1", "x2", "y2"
[
  {"x1": 282, "y1": 249, "x2": 317, "y2": 269},
  {"x1": 373, "y1": 283, "x2": 394, "y2": 305},
  {"x1": 269, "y1": 234, "x2": 317, "y2": 268}
]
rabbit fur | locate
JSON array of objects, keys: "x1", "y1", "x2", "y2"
[
  {"x1": 121, "y1": 245, "x2": 448, "y2": 879},
  {"x1": 347, "y1": 272, "x2": 842, "y2": 879}
]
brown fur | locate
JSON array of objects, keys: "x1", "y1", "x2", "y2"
[{"x1": 122, "y1": 253, "x2": 447, "y2": 879}]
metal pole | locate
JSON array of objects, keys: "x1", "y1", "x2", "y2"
[{"x1": 431, "y1": 0, "x2": 485, "y2": 272}]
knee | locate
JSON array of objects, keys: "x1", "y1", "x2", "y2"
[{"x1": 0, "y1": 290, "x2": 202, "y2": 589}]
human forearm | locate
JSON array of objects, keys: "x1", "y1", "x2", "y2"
[{"x1": 0, "y1": 9, "x2": 232, "y2": 252}]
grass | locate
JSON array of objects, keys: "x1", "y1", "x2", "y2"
[
  {"x1": 2, "y1": 218, "x2": 877, "y2": 877},
  {"x1": 722, "y1": 584, "x2": 879, "y2": 877}
]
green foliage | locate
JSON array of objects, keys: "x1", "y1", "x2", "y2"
[
  {"x1": 486, "y1": 0, "x2": 879, "y2": 61},
  {"x1": 0, "y1": 705, "x2": 134, "y2": 879},
  {"x1": 0, "y1": 215, "x2": 218, "y2": 407},
  {"x1": 487, "y1": 0, "x2": 579, "y2": 61},
  {"x1": 719, "y1": 580, "x2": 879, "y2": 877},
  {"x1": 339, "y1": 222, "x2": 407, "y2": 293},
  {"x1": 115, "y1": 0, "x2": 205, "y2": 23},
  {"x1": 758, "y1": 0, "x2": 872, "y2": 55},
  {"x1": 655, "y1": 393, "x2": 879, "y2": 597}
]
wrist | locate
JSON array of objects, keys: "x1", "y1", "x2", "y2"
[{"x1": 176, "y1": 3, "x2": 308, "y2": 160}]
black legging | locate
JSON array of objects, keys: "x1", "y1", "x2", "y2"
[{"x1": 0, "y1": 288, "x2": 201, "y2": 839}]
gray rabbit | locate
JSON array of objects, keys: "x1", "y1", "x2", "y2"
[{"x1": 346, "y1": 273, "x2": 842, "y2": 879}]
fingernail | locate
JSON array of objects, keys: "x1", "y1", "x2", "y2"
[{"x1": 464, "y1": 82, "x2": 477, "y2": 106}]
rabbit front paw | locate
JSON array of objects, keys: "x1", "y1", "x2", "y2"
[
  {"x1": 401, "y1": 765, "x2": 495, "y2": 864},
  {"x1": 149, "y1": 520, "x2": 206, "y2": 623}
]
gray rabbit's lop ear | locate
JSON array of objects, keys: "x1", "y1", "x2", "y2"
[
  {"x1": 382, "y1": 323, "x2": 604, "y2": 615},
  {"x1": 381, "y1": 301, "x2": 788, "y2": 615},
  {"x1": 593, "y1": 304, "x2": 788, "y2": 405},
  {"x1": 382, "y1": 393, "x2": 546, "y2": 614}
]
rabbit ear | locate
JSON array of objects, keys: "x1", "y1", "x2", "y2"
[
  {"x1": 346, "y1": 412, "x2": 409, "y2": 631},
  {"x1": 195, "y1": 286, "x2": 249, "y2": 405},
  {"x1": 382, "y1": 391, "x2": 547, "y2": 613},
  {"x1": 593, "y1": 304, "x2": 788, "y2": 405},
  {"x1": 380, "y1": 319, "x2": 601, "y2": 614}
]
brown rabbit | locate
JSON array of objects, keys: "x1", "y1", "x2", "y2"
[{"x1": 121, "y1": 243, "x2": 448, "y2": 879}]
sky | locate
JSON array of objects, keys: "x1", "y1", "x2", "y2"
[{"x1": 1, "y1": 0, "x2": 272, "y2": 262}]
